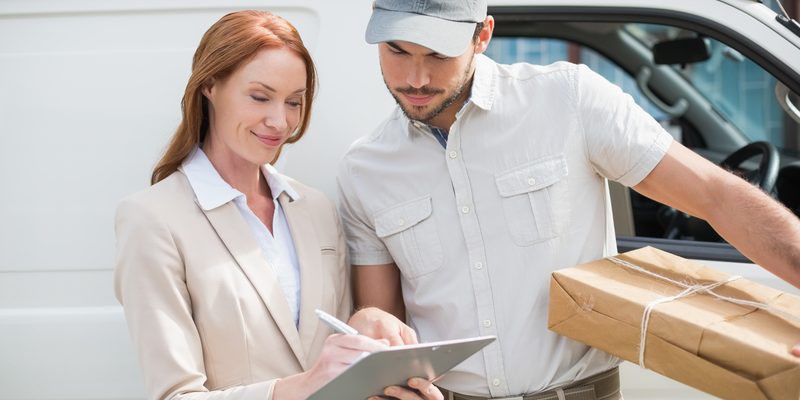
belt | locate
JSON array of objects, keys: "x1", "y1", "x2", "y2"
[{"x1": 440, "y1": 367, "x2": 620, "y2": 400}]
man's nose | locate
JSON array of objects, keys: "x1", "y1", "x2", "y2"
[{"x1": 406, "y1": 62, "x2": 431, "y2": 89}]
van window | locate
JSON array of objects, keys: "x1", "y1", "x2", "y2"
[{"x1": 485, "y1": 21, "x2": 800, "y2": 250}]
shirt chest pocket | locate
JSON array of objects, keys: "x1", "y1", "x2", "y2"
[
  {"x1": 495, "y1": 155, "x2": 570, "y2": 246},
  {"x1": 374, "y1": 195, "x2": 444, "y2": 279}
]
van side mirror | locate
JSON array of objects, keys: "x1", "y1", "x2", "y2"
[{"x1": 652, "y1": 37, "x2": 711, "y2": 65}]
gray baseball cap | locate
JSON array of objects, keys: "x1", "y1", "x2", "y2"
[{"x1": 365, "y1": 0, "x2": 488, "y2": 57}]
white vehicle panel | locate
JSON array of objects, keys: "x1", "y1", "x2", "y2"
[{"x1": 1, "y1": 1, "x2": 797, "y2": 399}]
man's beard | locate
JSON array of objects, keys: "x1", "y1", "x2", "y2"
[{"x1": 385, "y1": 60, "x2": 474, "y2": 126}]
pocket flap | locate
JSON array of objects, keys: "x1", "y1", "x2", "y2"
[
  {"x1": 495, "y1": 155, "x2": 568, "y2": 197},
  {"x1": 374, "y1": 196, "x2": 433, "y2": 238}
]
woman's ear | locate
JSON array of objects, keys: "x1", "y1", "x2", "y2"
[{"x1": 201, "y1": 78, "x2": 216, "y2": 98}]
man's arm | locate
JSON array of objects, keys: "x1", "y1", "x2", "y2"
[
  {"x1": 633, "y1": 141, "x2": 800, "y2": 287},
  {"x1": 352, "y1": 263, "x2": 406, "y2": 320},
  {"x1": 336, "y1": 163, "x2": 418, "y2": 345},
  {"x1": 347, "y1": 263, "x2": 417, "y2": 345}
]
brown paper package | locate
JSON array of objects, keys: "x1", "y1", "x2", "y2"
[{"x1": 548, "y1": 246, "x2": 800, "y2": 400}]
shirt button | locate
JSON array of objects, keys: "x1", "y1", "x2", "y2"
[
  {"x1": 528, "y1": 177, "x2": 536, "y2": 186},
  {"x1": 449, "y1": 151, "x2": 458, "y2": 159},
  {"x1": 398, "y1": 218, "x2": 405, "y2": 226},
  {"x1": 492, "y1": 378, "x2": 501, "y2": 386},
  {"x1": 475, "y1": 262, "x2": 483, "y2": 270},
  {"x1": 461, "y1": 206, "x2": 470, "y2": 214},
  {"x1": 482, "y1": 319, "x2": 492, "y2": 328}
]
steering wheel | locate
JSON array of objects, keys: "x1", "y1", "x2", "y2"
[
  {"x1": 719, "y1": 141, "x2": 780, "y2": 193},
  {"x1": 661, "y1": 141, "x2": 780, "y2": 240}
]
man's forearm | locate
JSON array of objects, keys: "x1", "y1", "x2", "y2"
[
  {"x1": 706, "y1": 174, "x2": 800, "y2": 287},
  {"x1": 634, "y1": 142, "x2": 800, "y2": 288},
  {"x1": 352, "y1": 263, "x2": 407, "y2": 321}
]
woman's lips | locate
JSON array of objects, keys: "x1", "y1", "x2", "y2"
[{"x1": 252, "y1": 132, "x2": 282, "y2": 146}]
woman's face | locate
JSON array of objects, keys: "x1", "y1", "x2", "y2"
[{"x1": 203, "y1": 46, "x2": 307, "y2": 166}]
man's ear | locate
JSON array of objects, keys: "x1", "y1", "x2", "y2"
[{"x1": 475, "y1": 16, "x2": 495, "y2": 54}]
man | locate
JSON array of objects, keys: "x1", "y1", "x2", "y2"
[{"x1": 337, "y1": 0, "x2": 800, "y2": 399}]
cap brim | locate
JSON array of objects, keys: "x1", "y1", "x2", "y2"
[{"x1": 365, "y1": 8, "x2": 476, "y2": 57}]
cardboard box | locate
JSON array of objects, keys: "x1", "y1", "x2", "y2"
[{"x1": 548, "y1": 246, "x2": 800, "y2": 400}]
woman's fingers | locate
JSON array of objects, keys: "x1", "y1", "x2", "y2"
[
  {"x1": 326, "y1": 333, "x2": 390, "y2": 352},
  {"x1": 316, "y1": 333, "x2": 390, "y2": 370},
  {"x1": 302, "y1": 333, "x2": 388, "y2": 396}
]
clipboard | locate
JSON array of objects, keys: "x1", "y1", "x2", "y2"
[{"x1": 308, "y1": 335, "x2": 495, "y2": 400}]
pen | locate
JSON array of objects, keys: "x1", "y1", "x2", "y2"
[{"x1": 315, "y1": 309, "x2": 359, "y2": 335}]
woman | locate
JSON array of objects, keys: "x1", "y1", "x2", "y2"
[{"x1": 114, "y1": 10, "x2": 441, "y2": 400}]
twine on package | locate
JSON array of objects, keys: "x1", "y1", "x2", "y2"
[{"x1": 607, "y1": 256, "x2": 798, "y2": 369}]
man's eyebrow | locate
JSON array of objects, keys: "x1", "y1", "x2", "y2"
[
  {"x1": 386, "y1": 41, "x2": 445, "y2": 57},
  {"x1": 251, "y1": 81, "x2": 306, "y2": 94},
  {"x1": 386, "y1": 41, "x2": 409, "y2": 54}
]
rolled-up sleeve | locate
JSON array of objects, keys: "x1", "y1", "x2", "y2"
[
  {"x1": 574, "y1": 64, "x2": 673, "y2": 187},
  {"x1": 336, "y1": 160, "x2": 394, "y2": 266}
]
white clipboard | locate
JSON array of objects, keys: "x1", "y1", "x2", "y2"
[{"x1": 308, "y1": 335, "x2": 495, "y2": 400}]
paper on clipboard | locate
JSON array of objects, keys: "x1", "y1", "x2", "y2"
[{"x1": 307, "y1": 335, "x2": 496, "y2": 400}]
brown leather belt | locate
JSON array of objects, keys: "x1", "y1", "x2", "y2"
[{"x1": 440, "y1": 367, "x2": 620, "y2": 400}]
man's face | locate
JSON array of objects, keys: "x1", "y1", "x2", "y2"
[{"x1": 378, "y1": 40, "x2": 475, "y2": 127}]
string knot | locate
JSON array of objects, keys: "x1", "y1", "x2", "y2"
[{"x1": 608, "y1": 256, "x2": 750, "y2": 368}]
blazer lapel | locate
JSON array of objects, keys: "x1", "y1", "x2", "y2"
[
  {"x1": 202, "y1": 202, "x2": 306, "y2": 366},
  {"x1": 279, "y1": 192, "x2": 323, "y2": 362}
]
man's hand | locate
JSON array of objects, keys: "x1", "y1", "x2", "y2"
[
  {"x1": 348, "y1": 306, "x2": 418, "y2": 346},
  {"x1": 368, "y1": 378, "x2": 444, "y2": 400}
]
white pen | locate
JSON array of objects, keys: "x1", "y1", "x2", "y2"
[{"x1": 315, "y1": 309, "x2": 359, "y2": 335}]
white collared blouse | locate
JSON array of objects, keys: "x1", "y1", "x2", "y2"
[{"x1": 182, "y1": 148, "x2": 302, "y2": 326}]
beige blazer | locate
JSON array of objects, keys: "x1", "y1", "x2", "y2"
[{"x1": 114, "y1": 170, "x2": 351, "y2": 400}]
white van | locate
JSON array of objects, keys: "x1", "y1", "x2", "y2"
[{"x1": 2, "y1": 1, "x2": 798, "y2": 399}]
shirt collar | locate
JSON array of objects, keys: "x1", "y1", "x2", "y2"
[
  {"x1": 403, "y1": 53, "x2": 497, "y2": 136},
  {"x1": 180, "y1": 147, "x2": 299, "y2": 211},
  {"x1": 470, "y1": 53, "x2": 496, "y2": 111},
  {"x1": 261, "y1": 163, "x2": 300, "y2": 202}
]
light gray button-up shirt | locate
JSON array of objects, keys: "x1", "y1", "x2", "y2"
[{"x1": 338, "y1": 55, "x2": 673, "y2": 397}]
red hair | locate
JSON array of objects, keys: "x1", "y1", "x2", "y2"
[{"x1": 151, "y1": 10, "x2": 317, "y2": 184}]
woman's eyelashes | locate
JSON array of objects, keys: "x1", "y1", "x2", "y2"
[{"x1": 250, "y1": 94, "x2": 302, "y2": 109}]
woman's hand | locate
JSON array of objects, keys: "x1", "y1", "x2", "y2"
[
  {"x1": 273, "y1": 333, "x2": 388, "y2": 400},
  {"x1": 348, "y1": 306, "x2": 418, "y2": 346},
  {"x1": 369, "y1": 378, "x2": 444, "y2": 400}
]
